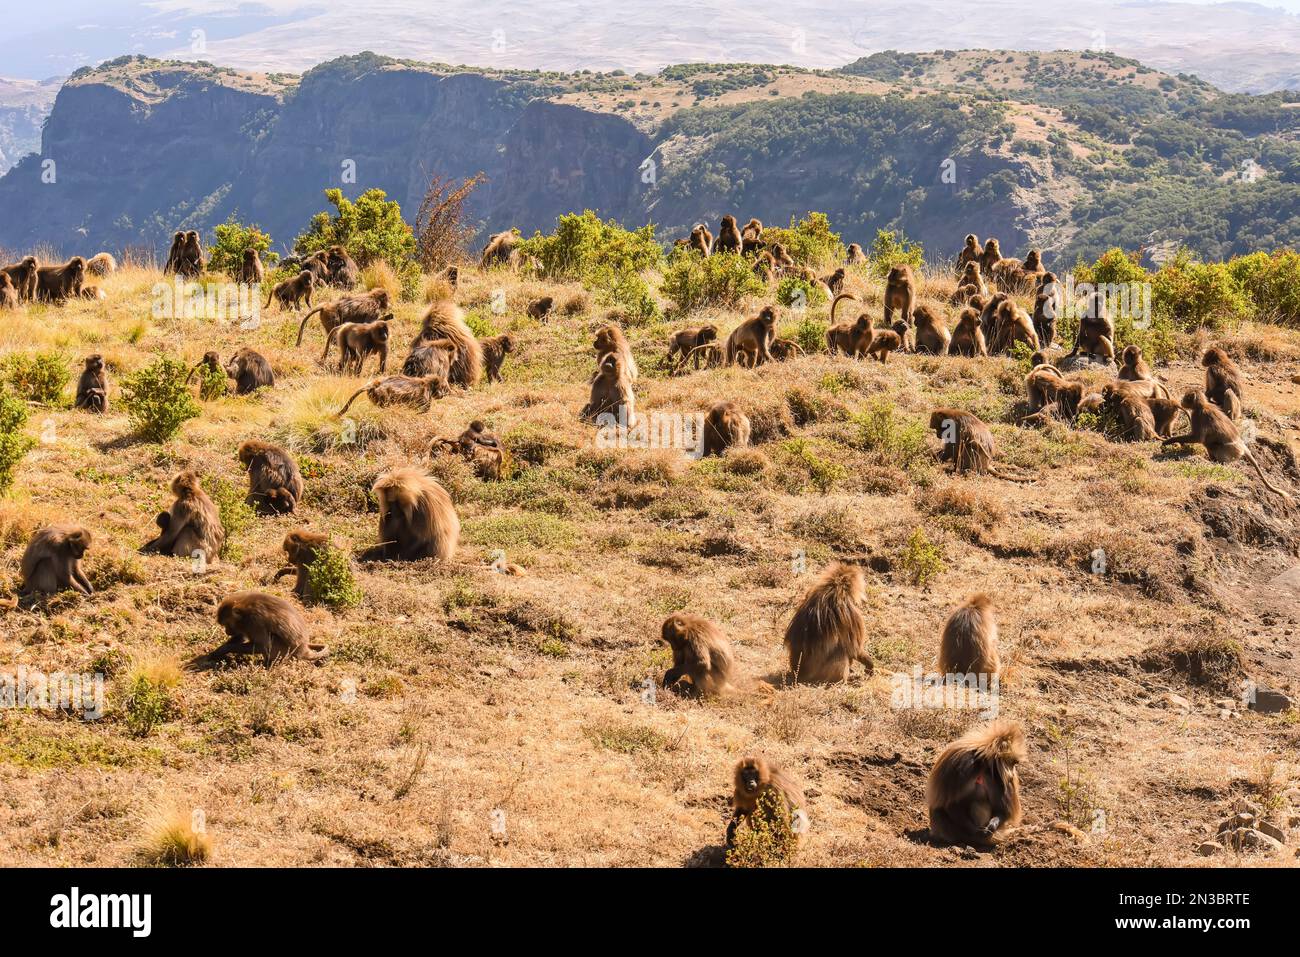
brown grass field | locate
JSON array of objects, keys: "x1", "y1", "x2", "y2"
[{"x1": 0, "y1": 257, "x2": 1298, "y2": 868}]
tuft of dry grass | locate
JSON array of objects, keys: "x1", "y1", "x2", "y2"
[{"x1": 136, "y1": 805, "x2": 212, "y2": 867}]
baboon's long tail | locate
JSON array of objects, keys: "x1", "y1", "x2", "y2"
[
  {"x1": 336, "y1": 386, "x2": 369, "y2": 417},
  {"x1": 296, "y1": 306, "x2": 325, "y2": 346},
  {"x1": 1243, "y1": 449, "x2": 1293, "y2": 500},
  {"x1": 323, "y1": 324, "x2": 342, "y2": 363},
  {"x1": 830, "y1": 292, "x2": 857, "y2": 326}
]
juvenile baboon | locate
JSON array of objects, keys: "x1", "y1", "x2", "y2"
[
  {"x1": 272, "y1": 529, "x2": 331, "y2": 600},
  {"x1": 713, "y1": 214, "x2": 742, "y2": 255},
  {"x1": 266, "y1": 270, "x2": 315, "y2": 310},
  {"x1": 827, "y1": 295, "x2": 873, "y2": 357},
  {"x1": 666, "y1": 325, "x2": 718, "y2": 371},
  {"x1": 19, "y1": 525, "x2": 93, "y2": 597},
  {"x1": 238, "y1": 248, "x2": 265, "y2": 286},
  {"x1": 225, "y1": 348, "x2": 274, "y2": 395},
  {"x1": 660, "y1": 613, "x2": 736, "y2": 697},
  {"x1": 336, "y1": 374, "x2": 448, "y2": 415},
  {"x1": 769, "y1": 337, "x2": 803, "y2": 361},
  {"x1": 726, "y1": 757, "x2": 805, "y2": 849},
  {"x1": 989, "y1": 299, "x2": 1039, "y2": 354},
  {"x1": 480, "y1": 230, "x2": 520, "y2": 268},
  {"x1": 36, "y1": 257, "x2": 87, "y2": 303},
  {"x1": 403, "y1": 337, "x2": 457, "y2": 380},
  {"x1": 527, "y1": 296, "x2": 554, "y2": 321},
  {"x1": 581, "y1": 353, "x2": 636, "y2": 425},
  {"x1": 1032, "y1": 272, "x2": 1062, "y2": 347},
  {"x1": 769, "y1": 242, "x2": 795, "y2": 272},
  {"x1": 823, "y1": 268, "x2": 846, "y2": 295},
  {"x1": 0, "y1": 274, "x2": 16, "y2": 310},
  {"x1": 238, "y1": 440, "x2": 305, "y2": 515},
  {"x1": 444, "y1": 420, "x2": 506, "y2": 480},
  {"x1": 479, "y1": 334, "x2": 514, "y2": 383},
  {"x1": 952, "y1": 261, "x2": 987, "y2": 302},
  {"x1": 956, "y1": 234, "x2": 981, "y2": 273},
  {"x1": 1202, "y1": 346, "x2": 1244, "y2": 420},
  {"x1": 1118, "y1": 344, "x2": 1154, "y2": 383},
  {"x1": 1100, "y1": 383, "x2": 1159, "y2": 441},
  {"x1": 912, "y1": 305, "x2": 952, "y2": 355},
  {"x1": 883, "y1": 264, "x2": 916, "y2": 326},
  {"x1": 325, "y1": 319, "x2": 390, "y2": 376},
  {"x1": 783, "y1": 562, "x2": 873, "y2": 683},
  {"x1": 846, "y1": 242, "x2": 867, "y2": 265},
  {"x1": 74, "y1": 354, "x2": 108, "y2": 413},
  {"x1": 702, "y1": 401, "x2": 751, "y2": 457},
  {"x1": 594, "y1": 322, "x2": 638, "y2": 381},
  {"x1": 325, "y1": 245, "x2": 359, "y2": 288},
  {"x1": 1024, "y1": 358, "x2": 1064, "y2": 414},
  {"x1": 162, "y1": 232, "x2": 184, "y2": 275},
  {"x1": 978, "y1": 238, "x2": 1003, "y2": 278},
  {"x1": 947, "y1": 306, "x2": 987, "y2": 357},
  {"x1": 929, "y1": 408, "x2": 1030, "y2": 481},
  {"x1": 86, "y1": 252, "x2": 117, "y2": 277},
  {"x1": 2, "y1": 255, "x2": 39, "y2": 301},
  {"x1": 1147, "y1": 395, "x2": 1186, "y2": 438},
  {"x1": 1066, "y1": 291, "x2": 1115, "y2": 363},
  {"x1": 360, "y1": 467, "x2": 460, "y2": 562},
  {"x1": 141, "y1": 472, "x2": 225, "y2": 563},
  {"x1": 867, "y1": 323, "x2": 905, "y2": 363},
  {"x1": 688, "y1": 224, "x2": 713, "y2": 257},
  {"x1": 209, "y1": 592, "x2": 328, "y2": 666},
  {"x1": 726, "y1": 305, "x2": 777, "y2": 367},
  {"x1": 938, "y1": 594, "x2": 1000, "y2": 676},
  {"x1": 416, "y1": 301, "x2": 482, "y2": 387},
  {"x1": 1037, "y1": 377, "x2": 1090, "y2": 422},
  {"x1": 1164, "y1": 391, "x2": 1292, "y2": 498},
  {"x1": 926, "y1": 720, "x2": 1026, "y2": 846},
  {"x1": 295, "y1": 288, "x2": 391, "y2": 346},
  {"x1": 752, "y1": 250, "x2": 777, "y2": 283}
]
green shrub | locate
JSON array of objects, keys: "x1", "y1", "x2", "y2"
[
  {"x1": 853, "y1": 398, "x2": 931, "y2": 472},
  {"x1": 194, "y1": 360, "x2": 227, "y2": 401},
  {"x1": 777, "y1": 438, "x2": 846, "y2": 493},
  {"x1": 1074, "y1": 247, "x2": 1149, "y2": 287},
  {"x1": 775, "y1": 275, "x2": 827, "y2": 310},
  {"x1": 899, "y1": 527, "x2": 945, "y2": 587},
  {"x1": 725, "y1": 787, "x2": 799, "y2": 868},
  {"x1": 761, "y1": 212, "x2": 845, "y2": 269},
  {"x1": 1152, "y1": 251, "x2": 1251, "y2": 331},
  {"x1": 867, "y1": 228, "x2": 924, "y2": 279},
  {"x1": 305, "y1": 546, "x2": 363, "y2": 609},
  {"x1": 785, "y1": 317, "x2": 828, "y2": 354},
  {"x1": 660, "y1": 248, "x2": 762, "y2": 311},
  {"x1": 295, "y1": 188, "x2": 421, "y2": 299},
  {"x1": 206, "y1": 216, "x2": 278, "y2": 278},
  {"x1": 120, "y1": 358, "x2": 202, "y2": 442},
  {"x1": 122, "y1": 673, "x2": 175, "y2": 737},
  {"x1": 2, "y1": 351, "x2": 71, "y2": 405},
  {"x1": 205, "y1": 477, "x2": 254, "y2": 561},
  {"x1": 0, "y1": 392, "x2": 35, "y2": 495},
  {"x1": 1230, "y1": 249, "x2": 1300, "y2": 325}
]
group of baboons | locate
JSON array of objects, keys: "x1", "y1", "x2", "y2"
[{"x1": 4, "y1": 213, "x2": 1292, "y2": 859}]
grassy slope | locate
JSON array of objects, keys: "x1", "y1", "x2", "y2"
[{"x1": 0, "y1": 262, "x2": 1298, "y2": 867}]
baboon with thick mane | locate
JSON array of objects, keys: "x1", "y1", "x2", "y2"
[
  {"x1": 783, "y1": 562, "x2": 874, "y2": 683},
  {"x1": 416, "y1": 301, "x2": 482, "y2": 387},
  {"x1": 209, "y1": 592, "x2": 328, "y2": 666},
  {"x1": 239, "y1": 440, "x2": 305, "y2": 515},
  {"x1": 938, "y1": 594, "x2": 1000, "y2": 677},
  {"x1": 726, "y1": 757, "x2": 805, "y2": 849},
  {"x1": 360, "y1": 467, "x2": 460, "y2": 562},
  {"x1": 701, "y1": 401, "x2": 751, "y2": 457},
  {"x1": 660, "y1": 613, "x2": 736, "y2": 697},
  {"x1": 19, "y1": 525, "x2": 93, "y2": 597},
  {"x1": 141, "y1": 472, "x2": 225, "y2": 563},
  {"x1": 927, "y1": 721, "x2": 1026, "y2": 846}
]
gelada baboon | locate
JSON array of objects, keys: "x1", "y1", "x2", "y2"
[
  {"x1": 162, "y1": 232, "x2": 184, "y2": 275},
  {"x1": 594, "y1": 322, "x2": 638, "y2": 380},
  {"x1": 141, "y1": 471, "x2": 226, "y2": 563},
  {"x1": 225, "y1": 348, "x2": 274, "y2": 395},
  {"x1": 701, "y1": 401, "x2": 751, "y2": 457},
  {"x1": 947, "y1": 306, "x2": 987, "y2": 357},
  {"x1": 1164, "y1": 391, "x2": 1292, "y2": 499},
  {"x1": 988, "y1": 299, "x2": 1038, "y2": 354},
  {"x1": 1100, "y1": 383, "x2": 1159, "y2": 441},
  {"x1": 324, "y1": 245, "x2": 359, "y2": 288},
  {"x1": 688, "y1": 224, "x2": 713, "y2": 257},
  {"x1": 527, "y1": 296, "x2": 554, "y2": 321},
  {"x1": 36, "y1": 257, "x2": 87, "y2": 303},
  {"x1": 769, "y1": 337, "x2": 803, "y2": 361},
  {"x1": 713, "y1": 214, "x2": 742, "y2": 255},
  {"x1": 659, "y1": 613, "x2": 736, "y2": 697},
  {"x1": 726, "y1": 756, "x2": 805, "y2": 848},
  {"x1": 74, "y1": 354, "x2": 108, "y2": 413},
  {"x1": 336, "y1": 373, "x2": 448, "y2": 415},
  {"x1": 360, "y1": 467, "x2": 460, "y2": 562},
  {"x1": 978, "y1": 238, "x2": 1003, "y2": 278},
  {"x1": 1202, "y1": 346, "x2": 1244, "y2": 420},
  {"x1": 1024, "y1": 356, "x2": 1064, "y2": 414},
  {"x1": 929, "y1": 408, "x2": 1031, "y2": 481},
  {"x1": 479, "y1": 334, "x2": 514, "y2": 383},
  {"x1": 1032, "y1": 272, "x2": 1061, "y2": 347},
  {"x1": 823, "y1": 267, "x2": 846, "y2": 295},
  {"x1": 480, "y1": 230, "x2": 521, "y2": 268},
  {"x1": 272, "y1": 529, "x2": 331, "y2": 600},
  {"x1": 783, "y1": 562, "x2": 873, "y2": 683},
  {"x1": 403, "y1": 337, "x2": 456, "y2": 379},
  {"x1": 956, "y1": 233, "x2": 981, "y2": 272},
  {"x1": 86, "y1": 252, "x2": 117, "y2": 277},
  {"x1": 19, "y1": 525, "x2": 93, "y2": 597},
  {"x1": 0, "y1": 274, "x2": 15, "y2": 310},
  {"x1": 210, "y1": 592, "x2": 328, "y2": 666},
  {"x1": 726, "y1": 305, "x2": 777, "y2": 367},
  {"x1": 325, "y1": 319, "x2": 390, "y2": 376},
  {"x1": 2, "y1": 255, "x2": 38, "y2": 301},
  {"x1": 846, "y1": 242, "x2": 867, "y2": 265},
  {"x1": 667, "y1": 324, "x2": 718, "y2": 371},
  {"x1": 1117, "y1": 344, "x2": 1153, "y2": 383},
  {"x1": 937, "y1": 594, "x2": 1000, "y2": 677},
  {"x1": 238, "y1": 440, "x2": 304, "y2": 515},
  {"x1": 164, "y1": 231, "x2": 203, "y2": 279},
  {"x1": 416, "y1": 301, "x2": 482, "y2": 387},
  {"x1": 238, "y1": 248, "x2": 265, "y2": 286},
  {"x1": 912, "y1": 305, "x2": 951, "y2": 355},
  {"x1": 295, "y1": 288, "x2": 391, "y2": 346},
  {"x1": 926, "y1": 720, "x2": 1026, "y2": 846},
  {"x1": 266, "y1": 270, "x2": 315, "y2": 310},
  {"x1": 581, "y1": 353, "x2": 636, "y2": 425},
  {"x1": 431, "y1": 420, "x2": 506, "y2": 480},
  {"x1": 1065, "y1": 291, "x2": 1115, "y2": 362},
  {"x1": 884, "y1": 264, "x2": 916, "y2": 326}
]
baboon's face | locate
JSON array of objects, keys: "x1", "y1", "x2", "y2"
[
  {"x1": 66, "y1": 532, "x2": 90, "y2": 557},
  {"x1": 699, "y1": 326, "x2": 718, "y2": 344},
  {"x1": 739, "y1": 762, "x2": 763, "y2": 794},
  {"x1": 86, "y1": 356, "x2": 103, "y2": 372}
]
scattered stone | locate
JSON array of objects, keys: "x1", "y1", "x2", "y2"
[
  {"x1": 1158, "y1": 693, "x2": 1192, "y2": 711},
  {"x1": 1197, "y1": 841, "x2": 1223, "y2": 856},
  {"x1": 1258, "y1": 820, "x2": 1287, "y2": 843},
  {"x1": 1248, "y1": 689, "x2": 1294, "y2": 714},
  {"x1": 1240, "y1": 829, "x2": 1284, "y2": 852},
  {"x1": 1218, "y1": 709, "x2": 1236, "y2": 720},
  {"x1": 1234, "y1": 798, "x2": 1260, "y2": 815},
  {"x1": 1214, "y1": 698, "x2": 1236, "y2": 711}
]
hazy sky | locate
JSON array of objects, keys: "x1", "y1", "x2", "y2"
[{"x1": 1, "y1": 0, "x2": 1296, "y2": 81}]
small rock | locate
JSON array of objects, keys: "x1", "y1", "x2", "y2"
[
  {"x1": 1158, "y1": 693, "x2": 1192, "y2": 711},
  {"x1": 1240, "y1": 828, "x2": 1284, "y2": 852},
  {"x1": 1258, "y1": 820, "x2": 1287, "y2": 844},
  {"x1": 1235, "y1": 798, "x2": 1260, "y2": 815},
  {"x1": 1287, "y1": 814, "x2": 1300, "y2": 829},
  {"x1": 1248, "y1": 689, "x2": 1294, "y2": 714},
  {"x1": 1214, "y1": 698, "x2": 1236, "y2": 711},
  {"x1": 1218, "y1": 709, "x2": 1235, "y2": 720},
  {"x1": 1197, "y1": 841, "x2": 1223, "y2": 856}
]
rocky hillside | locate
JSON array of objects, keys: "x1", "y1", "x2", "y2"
[
  {"x1": 0, "y1": 76, "x2": 60, "y2": 175},
  {"x1": 0, "y1": 51, "x2": 1298, "y2": 267}
]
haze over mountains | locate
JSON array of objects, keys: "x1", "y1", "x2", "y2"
[{"x1": 0, "y1": 0, "x2": 1298, "y2": 92}]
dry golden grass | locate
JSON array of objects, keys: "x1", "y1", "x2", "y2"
[{"x1": 0, "y1": 261, "x2": 1297, "y2": 868}]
